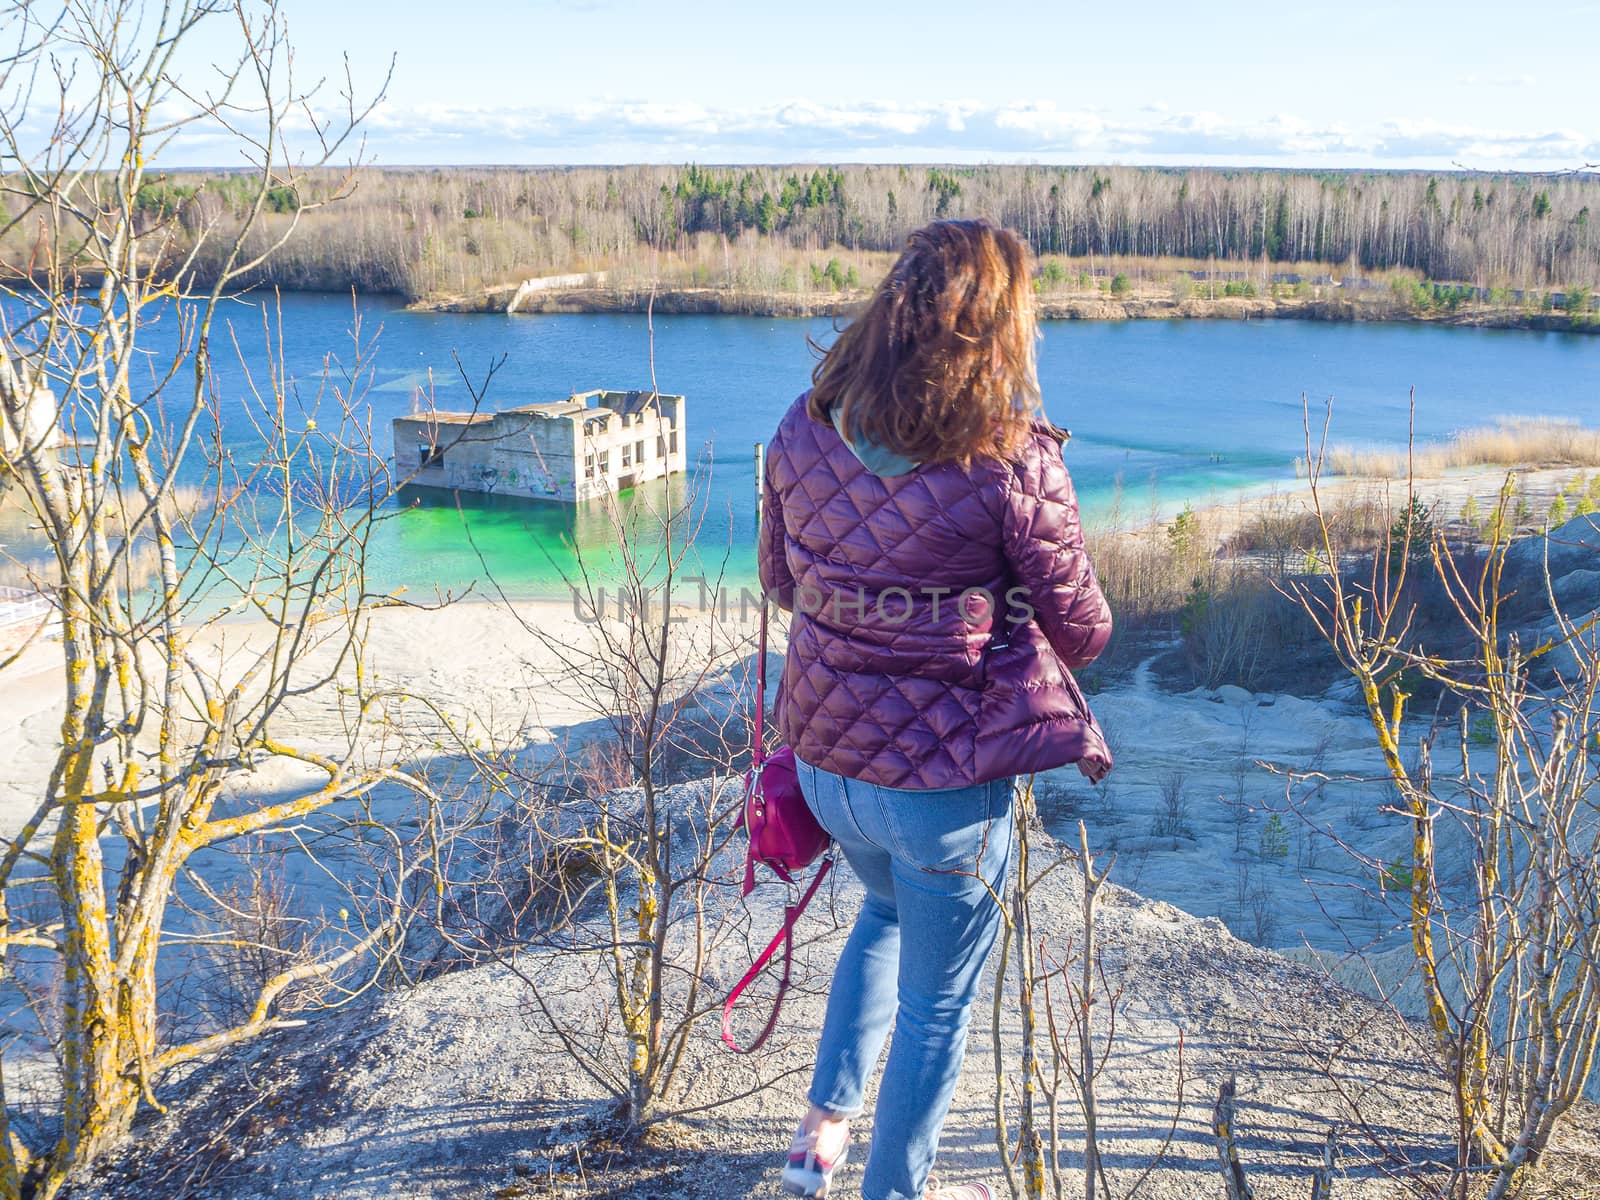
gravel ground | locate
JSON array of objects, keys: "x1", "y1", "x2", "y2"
[
  {"x1": 39, "y1": 514, "x2": 1600, "y2": 1200},
  {"x1": 63, "y1": 806, "x2": 1600, "y2": 1200}
]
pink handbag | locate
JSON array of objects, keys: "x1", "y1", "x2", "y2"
[{"x1": 722, "y1": 598, "x2": 832, "y2": 1054}]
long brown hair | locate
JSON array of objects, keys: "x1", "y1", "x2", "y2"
[{"x1": 808, "y1": 218, "x2": 1041, "y2": 465}]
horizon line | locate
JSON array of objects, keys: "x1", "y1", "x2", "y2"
[{"x1": 157, "y1": 161, "x2": 1600, "y2": 177}]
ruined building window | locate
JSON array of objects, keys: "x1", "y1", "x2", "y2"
[
  {"x1": 621, "y1": 444, "x2": 632, "y2": 468},
  {"x1": 636, "y1": 439, "x2": 645, "y2": 462},
  {"x1": 420, "y1": 441, "x2": 444, "y2": 469},
  {"x1": 598, "y1": 450, "x2": 610, "y2": 474},
  {"x1": 657, "y1": 435, "x2": 666, "y2": 458},
  {"x1": 669, "y1": 431, "x2": 678, "y2": 454},
  {"x1": 584, "y1": 453, "x2": 594, "y2": 479}
]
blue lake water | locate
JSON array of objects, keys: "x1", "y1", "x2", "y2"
[{"x1": 140, "y1": 294, "x2": 1600, "y2": 598}]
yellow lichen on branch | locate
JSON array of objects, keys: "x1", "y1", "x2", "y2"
[{"x1": 0, "y1": 10, "x2": 415, "y2": 1191}]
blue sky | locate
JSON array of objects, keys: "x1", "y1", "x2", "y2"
[{"x1": 158, "y1": 0, "x2": 1600, "y2": 168}]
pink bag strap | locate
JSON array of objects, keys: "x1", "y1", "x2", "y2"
[
  {"x1": 741, "y1": 569, "x2": 767, "y2": 906},
  {"x1": 721, "y1": 855, "x2": 832, "y2": 1054},
  {"x1": 753, "y1": 596, "x2": 767, "y2": 767}
]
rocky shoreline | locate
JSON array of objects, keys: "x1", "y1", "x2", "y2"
[{"x1": 408, "y1": 283, "x2": 1597, "y2": 334}]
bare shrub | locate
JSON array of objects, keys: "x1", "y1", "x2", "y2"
[
  {"x1": 175, "y1": 842, "x2": 316, "y2": 1028},
  {"x1": 1150, "y1": 770, "x2": 1192, "y2": 846},
  {"x1": 1079, "y1": 523, "x2": 1188, "y2": 672},
  {"x1": 1178, "y1": 569, "x2": 1290, "y2": 689},
  {"x1": 1212, "y1": 1077, "x2": 1339, "y2": 1199},
  {"x1": 1221, "y1": 709, "x2": 1255, "y2": 853},
  {"x1": 1087, "y1": 500, "x2": 1331, "y2": 691},
  {"x1": 992, "y1": 797, "x2": 1185, "y2": 1200},
  {"x1": 1227, "y1": 859, "x2": 1257, "y2": 943},
  {"x1": 1223, "y1": 488, "x2": 1391, "y2": 562},
  {"x1": 429, "y1": 422, "x2": 761, "y2": 1132},
  {"x1": 1244, "y1": 876, "x2": 1278, "y2": 948},
  {"x1": 1285, "y1": 399, "x2": 1600, "y2": 1200}
]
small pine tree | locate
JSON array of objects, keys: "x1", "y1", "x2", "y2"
[
  {"x1": 1378, "y1": 858, "x2": 1414, "y2": 892},
  {"x1": 1110, "y1": 272, "x2": 1132, "y2": 296},
  {"x1": 1168, "y1": 503, "x2": 1201, "y2": 555},
  {"x1": 1388, "y1": 494, "x2": 1437, "y2": 571},
  {"x1": 1259, "y1": 813, "x2": 1290, "y2": 860},
  {"x1": 756, "y1": 192, "x2": 779, "y2": 235},
  {"x1": 1549, "y1": 492, "x2": 1570, "y2": 527},
  {"x1": 1486, "y1": 503, "x2": 1511, "y2": 545},
  {"x1": 1460, "y1": 493, "x2": 1481, "y2": 534}
]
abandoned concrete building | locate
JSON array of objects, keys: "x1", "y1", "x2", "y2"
[{"x1": 392, "y1": 389, "x2": 687, "y2": 502}]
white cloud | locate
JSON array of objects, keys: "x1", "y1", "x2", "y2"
[
  {"x1": 992, "y1": 104, "x2": 1111, "y2": 147},
  {"x1": 144, "y1": 97, "x2": 1600, "y2": 170},
  {"x1": 774, "y1": 101, "x2": 933, "y2": 137},
  {"x1": 1375, "y1": 117, "x2": 1592, "y2": 168},
  {"x1": 1461, "y1": 73, "x2": 1536, "y2": 88},
  {"x1": 940, "y1": 103, "x2": 977, "y2": 133}
]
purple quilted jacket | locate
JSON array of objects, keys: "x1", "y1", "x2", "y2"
[{"x1": 758, "y1": 393, "x2": 1114, "y2": 790}]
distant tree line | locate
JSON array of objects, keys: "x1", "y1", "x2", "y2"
[
  {"x1": 655, "y1": 164, "x2": 1600, "y2": 283},
  {"x1": 32, "y1": 163, "x2": 1599, "y2": 300}
]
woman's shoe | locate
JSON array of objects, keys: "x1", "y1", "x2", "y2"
[{"x1": 780, "y1": 1118, "x2": 850, "y2": 1198}]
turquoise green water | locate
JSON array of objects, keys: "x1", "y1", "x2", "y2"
[{"x1": 115, "y1": 295, "x2": 1600, "y2": 600}]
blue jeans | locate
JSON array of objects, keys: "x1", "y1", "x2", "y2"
[{"x1": 796, "y1": 757, "x2": 1015, "y2": 1200}]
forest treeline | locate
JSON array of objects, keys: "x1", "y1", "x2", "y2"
[{"x1": 53, "y1": 163, "x2": 1600, "y2": 302}]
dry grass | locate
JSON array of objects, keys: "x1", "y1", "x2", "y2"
[
  {"x1": 1082, "y1": 459, "x2": 1600, "y2": 694},
  {"x1": 598, "y1": 240, "x2": 894, "y2": 309},
  {"x1": 1325, "y1": 419, "x2": 1600, "y2": 478},
  {"x1": 1222, "y1": 489, "x2": 1393, "y2": 562},
  {"x1": 1084, "y1": 516, "x2": 1327, "y2": 690},
  {"x1": 1088, "y1": 488, "x2": 1393, "y2": 619},
  {"x1": 0, "y1": 560, "x2": 42, "y2": 590},
  {"x1": 1082, "y1": 482, "x2": 1461, "y2": 690},
  {"x1": 1031, "y1": 252, "x2": 1357, "y2": 298},
  {"x1": 0, "y1": 481, "x2": 208, "y2": 594},
  {"x1": 0, "y1": 543, "x2": 164, "y2": 594}
]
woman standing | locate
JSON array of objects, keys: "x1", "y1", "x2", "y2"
[{"x1": 758, "y1": 219, "x2": 1114, "y2": 1200}]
